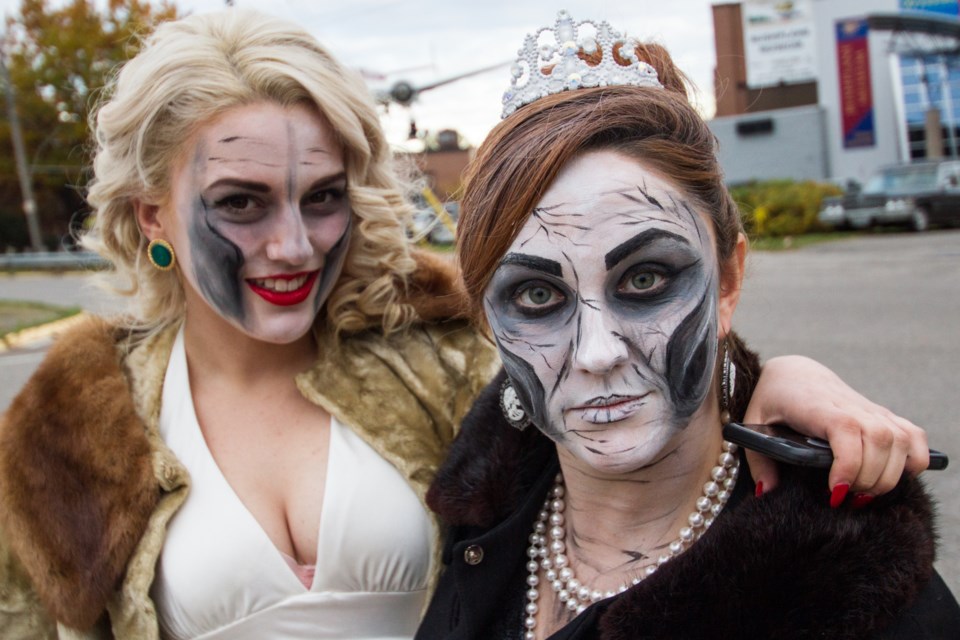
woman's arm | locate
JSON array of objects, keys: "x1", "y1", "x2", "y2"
[{"x1": 744, "y1": 355, "x2": 928, "y2": 502}]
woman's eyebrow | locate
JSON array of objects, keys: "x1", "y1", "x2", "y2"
[
  {"x1": 604, "y1": 228, "x2": 692, "y2": 270},
  {"x1": 204, "y1": 178, "x2": 271, "y2": 193},
  {"x1": 499, "y1": 252, "x2": 563, "y2": 276}
]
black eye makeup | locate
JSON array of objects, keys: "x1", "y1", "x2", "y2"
[
  {"x1": 302, "y1": 183, "x2": 347, "y2": 215},
  {"x1": 613, "y1": 257, "x2": 702, "y2": 301}
]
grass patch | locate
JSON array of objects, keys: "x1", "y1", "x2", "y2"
[
  {"x1": 0, "y1": 300, "x2": 82, "y2": 338},
  {"x1": 749, "y1": 231, "x2": 861, "y2": 251}
]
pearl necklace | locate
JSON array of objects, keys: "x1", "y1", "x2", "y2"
[{"x1": 521, "y1": 441, "x2": 739, "y2": 638}]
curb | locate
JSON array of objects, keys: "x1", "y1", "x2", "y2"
[{"x1": 0, "y1": 312, "x2": 88, "y2": 354}]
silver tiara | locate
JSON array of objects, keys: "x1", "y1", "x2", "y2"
[{"x1": 501, "y1": 10, "x2": 663, "y2": 119}]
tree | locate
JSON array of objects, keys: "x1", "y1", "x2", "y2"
[{"x1": 0, "y1": 0, "x2": 179, "y2": 250}]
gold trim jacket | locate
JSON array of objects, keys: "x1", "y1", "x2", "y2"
[{"x1": 0, "y1": 314, "x2": 499, "y2": 639}]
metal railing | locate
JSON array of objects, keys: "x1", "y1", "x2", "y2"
[{"x1": 0, "y1": 251, "x2": 109, "y2": 271}]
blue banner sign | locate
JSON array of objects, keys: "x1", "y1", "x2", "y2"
[{"x1": 898, "y1": 0, "x2": 960, "y2": 16}]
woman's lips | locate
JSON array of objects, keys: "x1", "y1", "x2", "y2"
[
  {"x1": 246, "y1": 270, "x2": 319, "y2": 306},
  {"x1": 569, "y1": 393, "x2": 650, "y2": 424}
]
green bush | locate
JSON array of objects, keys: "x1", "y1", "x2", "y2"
[{"x1": 729, "y1": 180, "x2": 843, "y2": 238}]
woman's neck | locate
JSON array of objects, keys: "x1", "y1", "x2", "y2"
[
  {"x1": 555, "y1": 413, "x2": 724, "y2": 587},
  {"x1": 181, "y1": 305, "x2": 318, "y2": 386}
]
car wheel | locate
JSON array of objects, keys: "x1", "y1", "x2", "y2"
[{"x1": 911, "y1": 207, "x2": 930, "y2": 232}]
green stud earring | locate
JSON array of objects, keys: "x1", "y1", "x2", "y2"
[{"x1": 147, "y1": 239, "x2": 176, "y2": 271}]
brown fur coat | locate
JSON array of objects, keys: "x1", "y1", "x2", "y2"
[
  {"x1": 418, "y1": 367, "x2": 956, "y2": 639},
  {"x1": 0, "y1": 250, "x2": 500, "y2": 638}
]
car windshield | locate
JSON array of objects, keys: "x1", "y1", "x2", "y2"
[{"x1": 864, "y1": 166, "x2": 939, "y2": 195}]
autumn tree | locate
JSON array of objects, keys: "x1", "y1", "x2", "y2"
[{"x1": 0, "y1": 0, "x2": 178, "y2": 249}]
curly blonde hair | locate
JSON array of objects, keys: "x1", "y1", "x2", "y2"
[{"x1": 83, "y1": 9, "x2": 417, "y2": 339}]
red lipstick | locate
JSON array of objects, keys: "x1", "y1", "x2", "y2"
[{"x1": 246, "y1": 271, "x2": 319, "y2": 306}]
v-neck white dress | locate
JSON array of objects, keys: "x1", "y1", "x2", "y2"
[{"x1": 151, "y1": 331, "x2": 432, "y2": 639}]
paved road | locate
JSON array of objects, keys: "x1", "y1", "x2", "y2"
[
  {"x1": 734, "y1": 229, "x2": 960, "y2": 596},
  {"x1": 2, "y1": 230, "x2": 959, "y2": 597}
]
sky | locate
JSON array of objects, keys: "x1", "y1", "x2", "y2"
[{"x1": 1, "y1": 0, "x2": 725, "y2": 150}]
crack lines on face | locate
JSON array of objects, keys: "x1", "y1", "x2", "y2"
[
  {"x1": 550, "y1": 342, "x2": 572, "y2": 399},
  {"x1": 521, "y1": 206, "x2": 591, "y2": 248}
]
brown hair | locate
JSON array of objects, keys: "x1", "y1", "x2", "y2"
[{"x1": 457, "y1": 43, "x2": 742, "y2": 320}]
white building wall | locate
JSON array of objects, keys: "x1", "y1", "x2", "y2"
[
  {"x1": 813, "y1": 0, "x2": 903, "y2": 183},
  {"x1": 709, "y1": 105, "x2": 829, "y2": 184}
]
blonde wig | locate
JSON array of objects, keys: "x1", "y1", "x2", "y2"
[{"x1": 83, "y1": 9, "x2": 418, "y2": 339}]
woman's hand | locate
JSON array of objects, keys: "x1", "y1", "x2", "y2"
[{"x1": 742, "y1": 355, "x2": 929, "y2": 506}]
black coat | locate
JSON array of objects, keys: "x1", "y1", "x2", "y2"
[{"x1": 416, "y1": 371, "x2": 960, "y2": 639}]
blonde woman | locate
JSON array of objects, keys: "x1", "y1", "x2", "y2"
[{"x1": 0, "y1": 9, "x2": 933, "y2": 640}]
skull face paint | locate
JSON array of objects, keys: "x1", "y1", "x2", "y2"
[
  {"x1": 162, "y1": 101, "x2": 351, "y2": 345},
  {"x1": 483, "y1": 151, "x2": 719, "y2": 473}
]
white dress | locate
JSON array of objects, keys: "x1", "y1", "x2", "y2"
[{"x1": 151, "y1": 330, "x2": 433, "y2": 639}]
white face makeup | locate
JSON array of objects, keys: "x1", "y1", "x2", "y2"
[
  {"x1": 160, "y1": 101, "x2": 351, "y2": 344},
  {"x1": 484, "y1": 151, "x2": 720, "y2": 474}
]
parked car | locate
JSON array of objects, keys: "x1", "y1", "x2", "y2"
[{"x1": 818, "y1": 160, "x2": 960, "y2": 231}]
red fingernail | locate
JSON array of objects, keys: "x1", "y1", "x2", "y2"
[
  {"x1": 755, "y1": 481, "x2": 764, "y2": 498},
  {"x1": 851, "y1": 493, "x2": 874, "y2": 509},
  {"x1": 830, "y1": 483, "x2": 850, "y2": 508}
]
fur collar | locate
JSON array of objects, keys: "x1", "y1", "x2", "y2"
[
  {"x1": 0, "y1": 249, "x2": 470, "y2": 631},
  {"x1": 427, "y1": 372, "x2": 938, "y2": 639},
  {"x1": 0, "y1": 317, "x2": 158, "y2": 630},
  {"x1": 405, "y1": 248, "x2": 470, "y2": 322}
]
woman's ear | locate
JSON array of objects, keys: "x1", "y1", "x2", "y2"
[
  {"x1": 717, "y1": 232, "x2": 747, "y2": 339},
  {"x1": 134, "y1": 198, "x2": 164, "y2": 241}
]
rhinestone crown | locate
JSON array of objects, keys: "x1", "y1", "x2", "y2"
[{"x1": 501, "y1": 10, "x2": 663, "y2": 119}]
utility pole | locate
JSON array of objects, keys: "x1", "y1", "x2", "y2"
[{"x1": 0, "y1": 46, "x2": 43, "y2": 251}]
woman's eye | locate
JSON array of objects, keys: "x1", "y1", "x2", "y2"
[
  {"x1": 211, "y1": 194, "x2": 265, "y2": 221},
  {"x1": 629, "y1": 271, "x2": 661, "y2": 290},
  {"x1": 218, "y1": 195, "x2": 254, "y2": 211},
  {"x1": 306, "y1": 187, "x2": 345, "y2": 207},
  {"x1": 619, "y1": 268, "x2": 666, "y2": 295},
  {"x1": 521, "y1": 286, "x2": 554, "y2": 305},
  {"x1": 513, "y1": 282, "x2": 565, "y2": 314}
]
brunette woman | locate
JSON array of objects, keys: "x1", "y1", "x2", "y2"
[{"x1": 417, "y1": 11, "x2": 959, "y2": 639}]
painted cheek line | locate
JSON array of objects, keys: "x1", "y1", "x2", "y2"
[
  {"x1": 491, "y1": 328, "x2": 558, "y2": 371},
  {"x1": 567, "y1": 430, "x2": 609, "y2": 441},
  {"x1": 549, "y1": 348, "x2": 570, "y2": 398},
  {"x1": 312, "y1": 219, "x2": 351, "y2": 315}
]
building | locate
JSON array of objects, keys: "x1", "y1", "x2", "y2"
[{"x1": 710, "y1": 0, "x2": 960, "y2": 185}]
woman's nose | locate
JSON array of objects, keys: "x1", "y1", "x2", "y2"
[
  {"x1": 266, "y1": 204, "x2": 313, "y2": 264},
  {"x1": 572, "y1": 308, "x2": 629, "y2": 374}
]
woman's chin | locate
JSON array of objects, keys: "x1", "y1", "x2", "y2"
[
  {"x1": 566, "y1": 439, "x2": 670, "y2": 476},
  {"x1": 230, "y1": 314, "x2": 317, "y2": 346}
]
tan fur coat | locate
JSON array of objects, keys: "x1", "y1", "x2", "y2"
[{"x1": 0, "y1": 251, "x2": 500, "y2": 639}]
